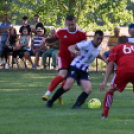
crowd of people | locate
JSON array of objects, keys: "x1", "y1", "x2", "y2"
[
  {"x1": 0, "y1": 14, "x2": 59, "y2": 69},
  {"x1": 1, "y1": 14, "x2": 134, "y2": 119}
]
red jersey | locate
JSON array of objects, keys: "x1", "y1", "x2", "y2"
[
  {"x1": 108, "y1": 44, "x2": 134, "y2": 72},
  {"x1": 54, "y1": 27, "x2": 87, "y2": 60}
]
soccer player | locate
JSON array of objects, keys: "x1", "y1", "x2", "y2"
[
  {"x1": 41, "y1": 15, "x2": 87, "y2": 103},
  {"x1": 100, "y1": 36, "x2": 134, "y2": 119},
  {"x1": 46, "y1": 30, "x2": 107, "y2": 109}
]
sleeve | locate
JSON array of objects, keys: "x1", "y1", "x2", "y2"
[
  {"x1": 28, "y1": 25, "x2": 31, "y2": 32},
  {"x1": 54, "y1": 30, "x2": 60, "y2": 39},
  {"x1": 76, "y1": 40, "x2": 88, "y2": 51},
  {"x1": 108, "y1": 47, "x2": 118, "y2": 62},
  {"x1": 9, "y1": 23, "x2": 13, "y2": 28},
  {"x1": 82, "y1": 32, "x2": 87, "y2": 41}
]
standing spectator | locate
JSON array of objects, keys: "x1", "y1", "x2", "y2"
[
  {"x1": 128, "y1": 24, "x2": 134, "y2": 45},
  {"x1": 13, "y1": 27, "x2": 31, "y2": 69},
  {"x1": 42, "y1": 29, "x2": 59, "y2": 69},
  {"x1": 0, "y1": 14, "x2": 12, "y2": 62},
  {"x1": 19, "y1": 16, "x2": 31, "y2": 35},
  {"x1": 31, "y1": 15, "x2": 46, "y2": 36},
  {"x1": 103, "y1": 27, "x2": 120, "y2": 60},
  {"x1": 0, "y1": 27, "x2": 19, "y2": 69},
  {"x1": 41, "y1": 15, "x2": 87, "y2": 103},
  {"x1": 24, "y1": 27, "x2": 47, "y2": 69}
]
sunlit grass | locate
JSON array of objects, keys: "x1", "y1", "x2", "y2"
[{"x1": 0, "y1": 70, "x2": 133, "y2": 134}]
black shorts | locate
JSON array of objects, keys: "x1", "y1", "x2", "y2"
[{"x1": 67, "y1": 66, "x2": 90, "y2": 85}]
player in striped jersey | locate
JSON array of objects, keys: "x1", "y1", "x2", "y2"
[
  {"x1": 41, "y1": 15, "x2": 87, "y2": 103},
  {"x1": 46, "y1": 30, "x2": 107, "y2": 108}
]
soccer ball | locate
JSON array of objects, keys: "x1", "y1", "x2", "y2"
[{"x1": 88, "y1": 98, "x2": 101, "y2": 109}]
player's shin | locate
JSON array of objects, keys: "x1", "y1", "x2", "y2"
[
  {"x1": 49, "y1": 87, "x2": 66, "y2": 103},
  {"x1": 72, "y1": 91, "x2": 89, "y2": 109},
  {"x1": 102, "y1": 91, "x2": 114, "y2": 117}
]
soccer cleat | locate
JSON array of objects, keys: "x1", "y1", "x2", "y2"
[
  {"x1": 46, "y1": 101, "x2": 53, "y2": 108},
  {"x1": 71, "y1": 105, "x2": 81, "y2": 109},
  {"x1": 71, "y1": 102, "x2": 81, "y2": 109},
  {"x1": 42, "y1": 95, "x2": 49, "y2": 101},
  {"x1": 101, "y1": 114, "x2": 108, "y2": 119},
  {"x1": 58, "y1": 97, "x2": 63, "y2": 105}
]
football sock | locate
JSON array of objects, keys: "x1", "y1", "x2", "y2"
[
  {"x1": 45, "y1": 90, "x2": 51, "y2": 95},
  {"x1": 74, "y1": 91, "x2": 89, "y2": 106},
  {"x1": 48, "y1": 76, "x2": 64, "y2": 92},
  {"x1": 50, "y1": 87, "x2": 65, "y2": 103},
  {"x1": 61, "y1": 80, "x2": 65, "y2": 87},
  {"x1": 103, "y1": 91, "x2": 114, "y2": 116}
]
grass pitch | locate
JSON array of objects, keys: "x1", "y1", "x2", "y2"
[{"x1": 0, "y1": 70, "x2": 134, "y2": 134}]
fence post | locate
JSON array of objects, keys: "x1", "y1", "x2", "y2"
[{"x1": 96, "y1": 58, "x2": 98, "y2": 72}]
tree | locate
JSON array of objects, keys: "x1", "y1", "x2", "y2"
[{"x1": 1, "y1": 0, "x2": 134, "y2": 32}]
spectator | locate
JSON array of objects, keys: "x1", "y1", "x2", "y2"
[
  {"x1": 31, "y1": 15, "x2": 46, "y2": 36},
  {"x1": 24, "y1": 27, "x2": 47, "y2": 69},
  {"x1": 42, "y1": 29, "x2": 59, "y2": 70},
  {"x1": 13, "y1": 27, "x2": 31, "y2": 69},
  {"x1": 19, "y1": 16, "x2": 31, "y2": 35},
  {"x1": 0, "y1": 27, "x2": 19, "y2": 69},
  {"x1": 103, "y1": 27, "x2": 120, "y2": 60},
  {"x1": 128, "y1": 24, "x2": 134, "y2": 45},
  {"x1": 0, "y1": 14, "x2": 12, "y2": 62}
]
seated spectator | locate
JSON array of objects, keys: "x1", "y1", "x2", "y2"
[
  {"x1": 128, "y1": 24, "x2": 134, "y2": 45},
  {"x1": 103, "y1": 27, "x2": 120, "y2": 60},
  {"x1": 24, "y1": 27, "x2": 47, "y2": 69},
  {"x1": 0, "y1": 14, "x2": 12, "y2": 63},
  {"x1": 19, "y1": 16, "x2": 31, "y2": 36},
  {"x1": 13, "y1": 27, "x2": 31, "y2": 69},
  {"x1": 42, "y1": 29, "x2": 59, "y2": 69},
  {"x1": 0, "y1": 27, "x2": 19, "y2": 69}
]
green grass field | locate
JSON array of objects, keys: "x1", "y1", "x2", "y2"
[{"x1": 0, "y1": 70, "x2": 134, "y2": 134}]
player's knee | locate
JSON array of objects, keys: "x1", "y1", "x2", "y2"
[{"x1": 84, "y1": 88, "x2": 92, "y2": 94}]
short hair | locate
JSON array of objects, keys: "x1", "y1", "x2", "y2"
[
  {"x1": 22, "y1": 16, "x2": 28, "y2": 20},
  {"x1": 128, "y1": 24, "x2": 134, "y2": 29},
  {"x1": 66, "y1": 15, "x2": 76, "y2": 21},
  {"x1": 94, "y1": 30, "x2": 103, "y2": 36},
  {"x1": 118, "y1": 36, "x2": 128, "y2": 44},
  {"x1": 34, "y1": 14, "x2": 39, "y2": 18},
  {"x1": 36, "y1": 22, "x2": 46, "y2": 34}
]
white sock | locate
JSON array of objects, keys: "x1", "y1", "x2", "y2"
[{"x1": 45, "y1": 90, "x2": 51, "y2": 95}]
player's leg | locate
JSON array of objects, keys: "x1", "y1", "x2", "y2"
[
  {"x1": 72, "y1": 80, "x2": 92, "y2": 109},
  {"x1": 102, "y1": 72, "x2": 129, "y2": 119},
  {"x1": 101, "y1": 85, "x2": 116, "y2": 119},
  {"x1": 46, "y1": 77, "x2": 75, "y2": 108},
  {"x1": 42, "y1": 56, "x2": 69, "y2": 101}
]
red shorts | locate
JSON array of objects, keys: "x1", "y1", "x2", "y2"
[
  {"x1": 110, "y1": 71, "x2": 134, "y2": 92},
  {"x1": 57, "y1": 56, "x2": 73, "y2": 70}
]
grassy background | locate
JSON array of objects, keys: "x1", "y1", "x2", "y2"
[{"x1": 0, "y1": 70, "x2": 134, "y2": 134}]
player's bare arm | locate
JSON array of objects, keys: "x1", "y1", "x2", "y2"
[
  {"x1": 45, "y1": 37, "x2": 58, "y2": 46},
  {"x1": 68, "y1": 45, "x2": 81, "y2": 57},
  {"x1": 100, "y1": 61, "x2": 114, "y2": 92},
  {"x1": 107, "y1": 42, "x2": 117, "y2": 46},
  {"x1": 97, "y1": 54, "x2": 108, "y2": 64}
]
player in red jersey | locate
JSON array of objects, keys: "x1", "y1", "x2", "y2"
[
  {"x1": 41, "y1": 15, "x2": 87, "y2": 103},
  {"x1": 100, "y1": 36, "x2": 134, "y2": 119}
]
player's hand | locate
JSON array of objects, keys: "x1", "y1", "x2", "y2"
[
  {"x1": 75, "y1": 51, "x2": 81, "y2": 57},
  {"x1": 100, "y1": 81, "x2": 107, "y2": 92}
]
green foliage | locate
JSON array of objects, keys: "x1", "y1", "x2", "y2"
[{"x1": 0, "y1": 0, "x2": 134, "y2": 32}]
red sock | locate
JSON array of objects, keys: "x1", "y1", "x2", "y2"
[
  {"x1": 48, "y1": 76, "x2": 64, "y2": 92},
  {"x1": 61, "y1": 80, "x2": 65, "y2": 87},
  {"x1": 103, "y1": 91, "x2": 114, "y2": 116}
]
